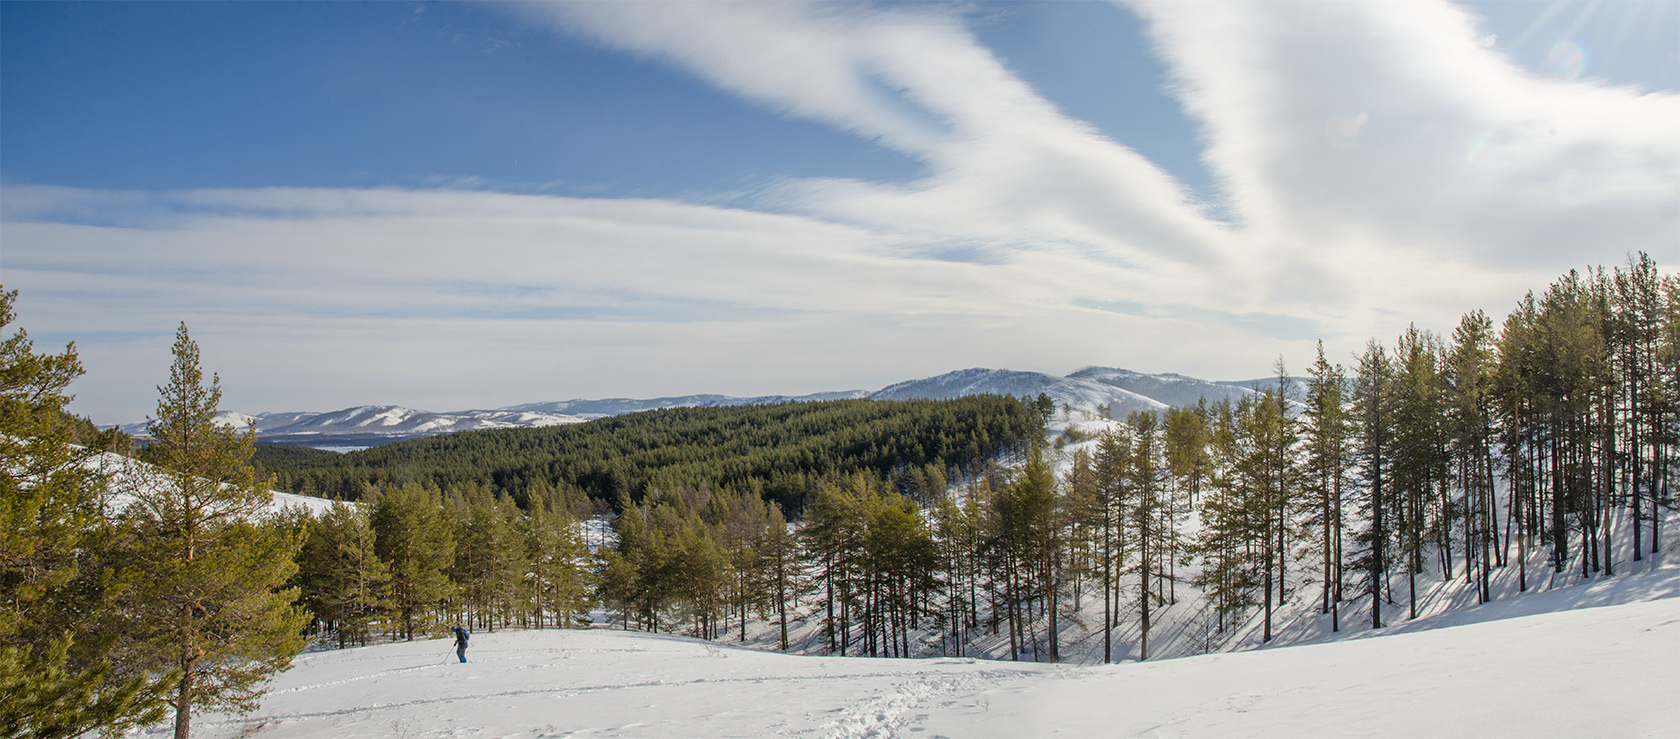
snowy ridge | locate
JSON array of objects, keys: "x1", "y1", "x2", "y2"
[
  {"x1": 120, "y1": 405, "x2": 590, "y2": 446},
  {"x1": 111, "y1": 367, "x2": 1318, "y2": 450},
  {"x1": 1070, "y1": 366, "x2": 1262, "y2": 407},
  {"x1": 870, "y1": 367, "x2": 1166, "y2": 417},
  {"x1": 503, "y1": 390, "x2": 870, "y2": 419}
]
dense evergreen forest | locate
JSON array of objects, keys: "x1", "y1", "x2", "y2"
[
  {"x1": 2, "y1": 252, "x2": 1676, "y2": 736},
  {"x1": 258, "y1": 396, "x2": 1039, "y2": 514}
]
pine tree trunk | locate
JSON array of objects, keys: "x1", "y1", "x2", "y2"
[{"x1": 174, "y1": 666, "x2": 194, "y2": 739}]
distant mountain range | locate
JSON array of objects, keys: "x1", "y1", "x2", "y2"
[{"x1": 117, "y1": 367, "x2": 1288, "y2": 449}]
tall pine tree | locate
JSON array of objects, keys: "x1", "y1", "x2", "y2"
[{"x1": 118, "y1": 324, "x2": 309, "y2": 739}]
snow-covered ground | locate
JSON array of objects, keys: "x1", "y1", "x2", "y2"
[
  {"x1": 97, "y1": 407, "x2": 1680, "y2": 737},
  {"x1": 178, "y1": 568, "x2": 1679, "y2": 738},
  {"x1": 90, "y1": 450, "x2": 339, "y2": 518}
]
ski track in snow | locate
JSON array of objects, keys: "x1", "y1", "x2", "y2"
[
  {"x1": 818, "y1": 664, "x2": 1038, "y2": 739},
  {"x1": 188, "y1": 632, "x2": 1050, "y2": 739}
]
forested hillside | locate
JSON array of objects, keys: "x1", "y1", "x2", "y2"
[
  {"x1": 584, "y1": 253, "x2": 1680, "y2": 663},
  {"x1": 259, "y1": 396, "x2": 1039, "y2": 513}
]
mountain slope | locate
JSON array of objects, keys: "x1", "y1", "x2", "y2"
[
  {"x1": 1070, "y1": 366, "x2": 1262, "y2": 407},
  {"x1": 870, "y1": 368, "x2": 1165, "y2": 416},
  {"x1": 112, "y1": 366, "x2": 1297, "y2": 449}
]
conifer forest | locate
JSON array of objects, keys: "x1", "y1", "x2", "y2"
[{"x1": 2, "y1": 252, "x2": 1677, "y2": 737}]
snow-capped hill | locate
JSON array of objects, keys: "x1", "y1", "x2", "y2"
[
  {"x1": 282, "y1": 405, "x2": 418, "y2": 429},
  {"x1": 250, "y1": 405, "x2": 588, "y2": 444},
  {"x1": 503, "y1": 390, "x2": 869, "y2": 419},
  {"x1": 211, "y1": 410, "x2": 261, "y2": 430},
  {"x1": 466, "y1": 410, "x2": 588, "y2": 428},
  {"x1": 109, "y1": 366, "x2": 1317, "y2": 451},
  {"x1": 870, "y1": 368, "x2": 1165, "y2": 417},
  {"x1": 1070, "y1": 366, "x2": 1263, "y2": 407}
]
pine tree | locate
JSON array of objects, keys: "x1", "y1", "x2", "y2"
[
  {"x1": 1125, "y1": 412, "x2": 1168, "y2": 660},
  {"x1": 1091, "y1": 428, "x2": 1130, "y2": 661},
  {"x1": 1189, "y1": 399, "x2": 1258, "y2": 638},
  {"x1": 994, "y1": 445, "x2": 1054, "y2": 661},
  {"x1": 0, "y1": 288, "x2": 166, "y2": 738},
  {"x1": 1353, "y1": 340, "x2": 1397, "y2": 629},
  {"x1": 1446, "y1": 311, "x2": 1499, "y2": 603},
  {"x1": 117, "y1": 323, "x2": 309, "y2": 739},
  {"x1": 449, "y1": 484, "x2": 524, "y2": 631},
  {"x1": 1237, "y1": 379, "x2": 1296, "y2": 643},
  {"x1": 296, "y1": 502, "x2": 390, "y2": 647},
  {"x1": 757, "y1": 501, "x2": 798, "y2": 650},
  {"x1": 370, "y1": 482, "x2": 455, "y2": 641},
  {"x1": 523, "y1": 487, "x2": 593, "y2": 630},
  {"x1": 802, "y1": 479, "x2": 868, "y2": 655},
  {"x1": 1303, "y1": 342, "x2": 1351, "y2": 629},
  {"x1": 1391, "y1": 326, "x2": 1445, "y2": 620}
]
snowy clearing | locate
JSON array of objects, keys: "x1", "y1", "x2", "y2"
[{"x1": 179, "y1": 574, "x2": 1680, "y2": 739}]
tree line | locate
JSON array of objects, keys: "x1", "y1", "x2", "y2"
[{"x1": 258, "y1": 394, "x2": 1037, "y2": 515}]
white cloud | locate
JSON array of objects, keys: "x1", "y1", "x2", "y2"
[
  {"x1": 520, "y1": 1, "x2": 1240, "y2": 289},
  {"x1": 4, "y1": 0, "x2": 1675, "y2": 422},
  {"x1": 1128, "y1": 0, "x2": 1679, "y2": 307},
  {"x1": 6, "y1": 186, "x2": 1205, "y2": 421}
]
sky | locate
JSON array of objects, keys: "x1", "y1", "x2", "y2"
[{"x1": 2, "y1": 0, "x2": 1676, "y2": 424}]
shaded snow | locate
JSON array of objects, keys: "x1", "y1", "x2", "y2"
[{"x1": 921, "y1": 595, "x2": 1680, "y2": 738}]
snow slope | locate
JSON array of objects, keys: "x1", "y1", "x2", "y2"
[
  {"x1": 921, "y1": 594, "x2": 1680, "y2": 738},
  {"x1": 180, "y1": 581, "x2": 1680, "y2": 738},
  {"x1": 871, "y1": 368, "x2": 1165, "y2": 416},
  {"x1": 91, "y1": 450, "x2": 337, "y2": 518},
  {"x1": 1069, "y1": 366, "x2": 1261, "y2": 407}
]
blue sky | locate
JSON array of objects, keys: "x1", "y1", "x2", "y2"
[
  {"x1": 2, "y1": 1, "x2": 1676, "y2": 423},
  {"x1": 3, "y1": 2, "x2": 1210, "y2": 195}
]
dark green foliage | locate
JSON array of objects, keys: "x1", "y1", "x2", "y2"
[
  {"x1": 0, "y1": 636, "x2": 161, "y2": 739},
  {"x1": 295, "y1": 503, "x2": 390, "y2": 648},
  {"x1": 521, "y1": 487, "x2": 594, "y2": 630},
  {"x1": 251, "y1": 444, "x2": 341, "y2": 468},
  {"x1": 448, "y1": 484, "x2": 525, "y2": 631},
  {"x1": 0, "y1": 288, "x2": 167, "y2": 737},
  {"x1": 369, "y1": 483, "x2": 455, "y2": 641},
  {"x1": 262, "y1": 396, "x2": 1035, "y2": 515},
  {"x1": 62, "y1": 411, "x2": 136, "y2": 456}
]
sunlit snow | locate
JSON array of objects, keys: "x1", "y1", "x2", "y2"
[{"x1": 180, "y1": 572, "x2": 1680, "y2": 738}]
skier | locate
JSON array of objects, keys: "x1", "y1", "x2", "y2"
[{"x1": 452, "y1": 626, "x2": 469, "y2": 663}]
